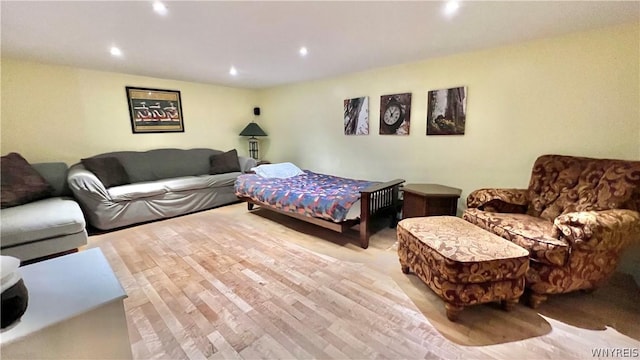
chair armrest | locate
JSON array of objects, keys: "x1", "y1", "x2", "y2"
[
  {"x1": 67, "y1": 165, "x2": 111, "y2": 203},
  {"x1": 553, "y1": 209, "x2": 640, "y2": 251},
  {"x1": 466, "y1": 188, "x2": 529, "y2": 213}
]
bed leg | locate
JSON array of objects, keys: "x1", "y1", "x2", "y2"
[
  {"x1": 360, "y1": 226, "x2": 370, "y2": 249},
  {"x1": 360, "y1": 194, "x2": 371, "y2": 249},
  {"x1": 247, "y1": 202, "x2": 254, "y2": 211},
  {"x1": 389, "y1": 207, "x2": 399, "y2": 228}
]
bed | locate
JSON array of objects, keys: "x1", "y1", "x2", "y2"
[{"x1": 234, "y1": 165, "x2": 404, "y2": 248}]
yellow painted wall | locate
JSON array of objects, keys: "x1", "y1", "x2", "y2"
[
  {"x1": 258, "y1": 22, "x2": 640, "y2": 209},
  {"x1": 1, "y1": 23, "x2": 638, "y2": 206},
  {"x1": 1, "y1": 59, "x2": 258, "y2": 164}
]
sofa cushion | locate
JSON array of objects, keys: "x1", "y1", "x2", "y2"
[
  {"x1": 107, "y1": 182, "x2": 168, "y2": 202},
  {"x1": 0, "y1": 197, "x2": 86, "y2": 248},
  {"x1": 464, "y1": 209, "x2": 570, "y2": 266},
  {"x1": 1, "y1": 153, "x2": 53, "y2": 209},
  {"x1": 209, "y1": 149, "x2": 241, "y2": 175},
  {"x1": 107, "y1": 174, "x2": 240, "y2": 202},
  {"x1": 81, "y1": 157, "x2": 130, "y2": 188},
  {"x1": 163, "y1": 174, "x2": 239, "y2": 192}
]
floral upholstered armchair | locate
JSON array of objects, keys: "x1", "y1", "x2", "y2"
[{"x1": 463, "y1": 154, "x2": 640, "y2": 308}]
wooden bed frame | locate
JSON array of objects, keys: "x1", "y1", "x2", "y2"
[{"x1": 238, "y1": 179, "x2": 405, "y2": 249}]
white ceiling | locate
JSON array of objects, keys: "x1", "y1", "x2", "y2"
[{"x1": 2, "y1": 1, "x2": 638, "y2": 89}]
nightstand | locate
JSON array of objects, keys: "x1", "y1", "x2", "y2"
[
  {"x1": 401, "y1": 183, "x2": 462, "y2": 219},
  {"x1": 256, "y1": 160, "x2": 271, "y2": 165}
]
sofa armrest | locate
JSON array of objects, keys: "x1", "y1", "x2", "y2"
[
  {"x1": 67, "y1": 165, "x2": 111, "y2": 203},
  {"x1": 32, "y1": 162, "x2": 70, "y2": 197},
  {"x1": 238, "y1": 156, "x2": 257, "y2": 173},
  {"x1": 466, "y1": 188, "x2": 529, "y2": 213},
  {"x1": 553, "y1": 209, "x2": 640, "y2": 251}
]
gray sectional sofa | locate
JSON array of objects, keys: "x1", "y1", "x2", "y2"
[
  {"x1": 68, "y1": 148, "x2": 256, "y2": 230},
  {"x1": 0, "y1": 162, "x2": 88, "y2": 262}
]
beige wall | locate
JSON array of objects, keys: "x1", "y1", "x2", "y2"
[
  {"x1": 258, "y1": 22, "x2": 640, "y2": 210},
  {"x1": 1, "y1": 59, "x2": 258, "y2": 164},
  {"x1": 1, "y1": 23, "x2": 638, "y2": 204}
]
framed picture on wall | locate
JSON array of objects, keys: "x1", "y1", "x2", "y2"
[
  {"x1": 126, "y1": 86, "x2": 184, "y2": 133},
  {"x1": 426, "y1": 86, "x2": 467, "y2": 135},
  {"x1": 379, "y1": 93, "x2": 411, "y2": 135},
  {"x1": 344, "y1": 96, "x2": 369, "y2": 135}
]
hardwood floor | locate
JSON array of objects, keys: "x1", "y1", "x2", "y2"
[{"x1": 86, "y1": 203, "x2": 640, "y2": 359}]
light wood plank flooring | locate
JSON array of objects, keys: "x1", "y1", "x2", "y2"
[{"x1": 86, "y1": 203, "x2": 640, "y2": 359}]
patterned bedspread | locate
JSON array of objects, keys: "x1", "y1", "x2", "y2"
[{"x1": 234, "y1": 171, "x2": 377, "y2": 222}]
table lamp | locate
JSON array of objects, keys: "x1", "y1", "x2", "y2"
[{"x1": 239, "y1": 121, "x2": 267, "y2": 160}]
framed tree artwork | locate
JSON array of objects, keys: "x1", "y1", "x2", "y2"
[
  {"x1": 344, "y1": 96, "x2": 369, "y2": 135},
  {"x1": 426, "y1": 86, "x2": 467, "y2": 135},
  {"x1": 379, "y1": 93, "x2": 411, "y2": 135},
  {"x1": 126, "y1": 86, "x2": 184, "y2": 133}
]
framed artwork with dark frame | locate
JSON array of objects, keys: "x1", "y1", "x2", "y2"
[
  {"x1": 379, "y1": 93, "x2": 411, "y2": 135},
  {"x1": 126, "y1": 86, "x2": 184, "y2": 133},
  {"x1": 426, "y1": 86, "x2": 467, "y2": 135}
]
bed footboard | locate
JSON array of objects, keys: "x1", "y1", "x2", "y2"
[{"x1": 359, "y1": 179, "x2": 405, "y2": 248}]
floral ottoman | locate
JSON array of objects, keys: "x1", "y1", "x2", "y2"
[{"x1": 397, "y1": 216, "x2": 529, "y2": 321}]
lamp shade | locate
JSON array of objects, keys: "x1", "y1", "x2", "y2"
[{"x1": 239, "y1": 122, "x2": 267, "y2": 137}]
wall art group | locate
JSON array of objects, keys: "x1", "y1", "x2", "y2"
[{"x1": 343, "y1": 86, "x2": 466, "y2": 136}]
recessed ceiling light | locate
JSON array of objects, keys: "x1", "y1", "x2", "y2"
[
  {"x1": 229, "y1": 66, "x2": 238, "y2": 76},
  {"x1": 443, "y1": 0, "x2": 460, "y2": 16},
  {"x1": 153, "y1": 1, "x2": 168, "y2": 16},
  {"x1": 299, "y1": 47, "x2": 308, "y2": 57},
  {"x1": 110, "y1": 46, "x2": 122, "y2": 57}
]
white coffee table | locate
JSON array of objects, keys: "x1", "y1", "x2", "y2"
[{"x1": 0, "y1": 248, "x2": 131, "y2": 359}]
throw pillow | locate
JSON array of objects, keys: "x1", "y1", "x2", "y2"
[
  {"x1": 593, "y1": 162, "x2": 640, "y2": 210},
  {"x1": 1, "y1": 152, "x2": 53, "y2": 208},
  {"x1": 209, "y1": 149, "x2": 241, "y2": 175},
  {"x1": 81, "y1": 157, "x2": 130, "y2": 188},
  {"x1": 251, "y1": 162, "x2": 304, "y2": 179}
]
